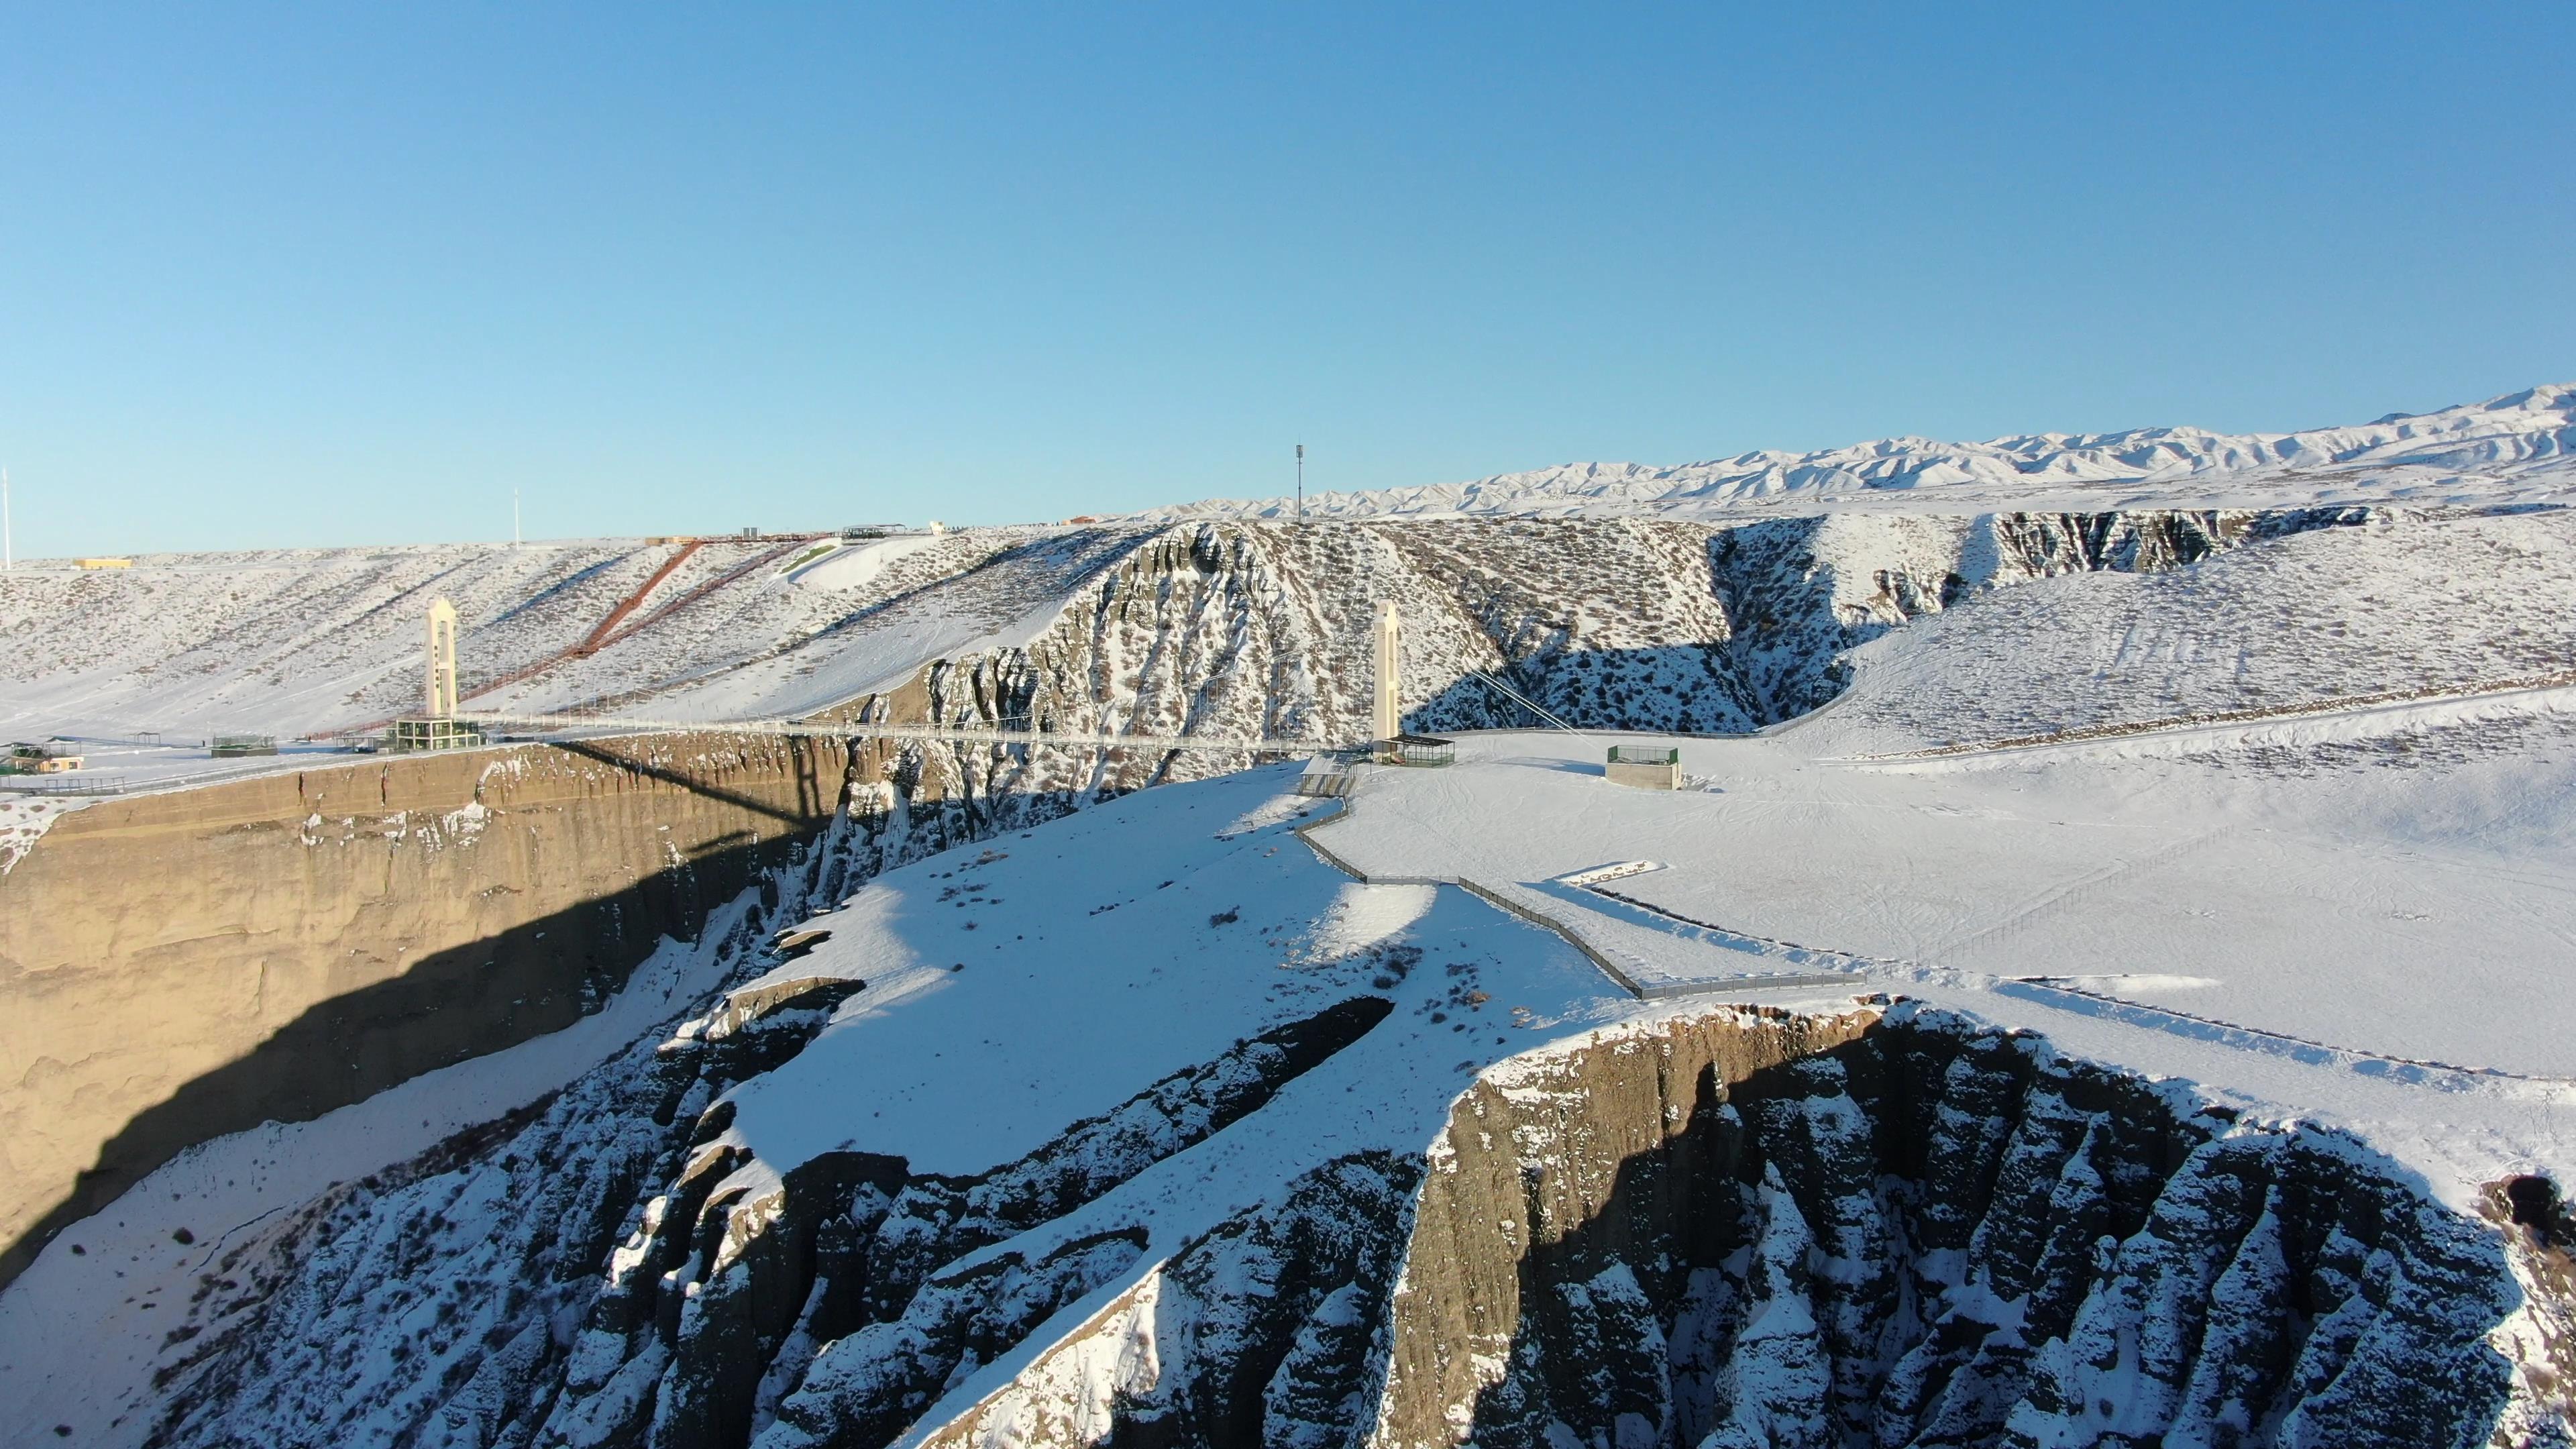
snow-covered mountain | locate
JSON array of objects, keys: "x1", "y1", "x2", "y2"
[{"x1": 1140, "y1": 384, "x2": 2576, "y2": 521}]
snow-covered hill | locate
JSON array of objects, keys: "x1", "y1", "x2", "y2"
[
  {"x1": 10, "y1": 383, "x2": 2571, "y2": 755},
  {"x1": 1140, "y1": 384, "x2": 2576, "y2": 521},
  {"x1": 0, "y1": 508, "x2": 2360, "y2": 763},
  {"x1": 9, "y1": 394, "x2": 2576, "y2": 1448}
]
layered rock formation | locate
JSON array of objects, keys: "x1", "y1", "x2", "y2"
[
  {"x1": 1379, "y1": 1010, "x2": 2532, "y2": 1449},
  {"x1": 142, "y1": 998, "x2": 2561, "y2": 1448},
  {"x1": 0, "y1": 734, "x2": 855, "y2": 1287}
]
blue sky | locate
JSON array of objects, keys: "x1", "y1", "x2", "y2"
[{"x1": 2, "y1": 5, "x2": 2568, "y2": 553}]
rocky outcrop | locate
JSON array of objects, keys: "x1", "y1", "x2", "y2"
[
  {"x1": 142, "y1": 888, "x2": 875, "y2": 1449},
  {"x1": 908, "y1": 1150, "x2": 1425, "y2": 1449},
  {"x1": 1378, "y1": 1008, "x2": 2536, "y2": 1449},
  {"x1": 134, "y1": 980, "x2": 2568, "y2": 1449},
  {"x1": 144, "y1": 991, "x2": 1403, "y2": 1448},
  {"x1": 584, "y1": 995, "x2": 1397, "y2": 1449}
]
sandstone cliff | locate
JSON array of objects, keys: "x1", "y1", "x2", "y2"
[{"x1": 0, "y1": 735, "x2": 854, "y2": 1287}]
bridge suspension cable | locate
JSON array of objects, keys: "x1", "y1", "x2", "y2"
[{"x1": 454, "y1": 709, "x2": 1337, "y2": 755}]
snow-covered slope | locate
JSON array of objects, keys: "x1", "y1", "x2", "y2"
[
  {"x1": 0, "y1": 510, "x2": 2333, "y2": 759},
  {"x1": 1809, "y1": 504, "x2": 2576, "y2": 757},
  {"x1": 0, "y1": 527, "x2": 1141, "y2": 743},
  {"x1": 50, "y1": 734, "x2": 2576, "y2": 1447},
  {"x1": 1141, "y1": 384, "x2": 2576, "y2": 521}
]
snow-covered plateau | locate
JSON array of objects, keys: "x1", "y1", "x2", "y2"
[{"x1": 3, "y1": 385, "x2": 2575, "y2": 1448}]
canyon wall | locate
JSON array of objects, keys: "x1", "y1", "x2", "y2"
[{"x1": 0, "y1": 734, "x2": 855, "y2": 1288}]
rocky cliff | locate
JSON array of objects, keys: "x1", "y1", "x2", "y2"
[
  {"x1": 140, "y1": 996, "x2": 2567, "y2": 1448},
  {"x1": 1378, "y1": 1010, "x2": 2544, "y2": 1449},
  {"x1": 0, "y1": 734, "x2": 856, "y2": 1289}
]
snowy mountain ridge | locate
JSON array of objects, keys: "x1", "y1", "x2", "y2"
[{"x1": 1140, "y1": 382, "x2": 2576, "y2": 521}]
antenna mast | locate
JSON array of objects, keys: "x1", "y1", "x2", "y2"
[
  {"x1": 2, "y1": 467, "x2": 11, "y2": 572},
  {"x1": 1295, "y1": 442, "x2": 1303, "y2": 521},
  {"x1": 513, "y1": 488, "x2": 521, "y2": 549}
]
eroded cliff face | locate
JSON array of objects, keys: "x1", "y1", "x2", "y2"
[
  {"x1": 1377, "y1": 1012, "x2": 2538, "y2": 1449},
  {"x1": 0, "y1": 735, "x2": 856, "y2": 1288},
  {"x1": 691, "y1": 1006, "x2": 2557, "y2": 1449},
  {"x1": 129, "y1": 967, "x2": 2572, "y2": 1449}
]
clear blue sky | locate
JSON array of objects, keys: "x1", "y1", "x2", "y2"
[{"x1": 3, "y1": 5, "x2": 2569, "y2": 554}]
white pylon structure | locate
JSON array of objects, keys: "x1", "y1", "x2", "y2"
[
  {"x1": 425, "y1": 597, "x2": 461, "y2": 718},
  {"x1": 1373, "y1": 600, "x2": 1401, "y2": 749}
]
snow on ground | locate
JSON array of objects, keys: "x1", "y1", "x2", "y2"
[
  {"x1": 526, "y1": 525, "x2": 1155, "y2": 724},
  {"x1": 0, "y1": 539, "x2": 680, "y2": 740},
  {"x1": 0, "y1": 526, "x2": 1138, "y2": 744},
  {"x1": 1807, "y1": 505, "x2": 2576, "y2": 755},
  {"x1": 1139, "y1": 382, "x2": 2576, "y2": 521},
  {"x1": 1309, "y1": 728, "x2": 2576, "y2": 1085},
  {"x1": 11, "y1": 690, "x2": 2573, "y2": 1436},
  {"x1": 0, "y1": 906, "x2": 753, "y2": 1448},
  {"x1": 686, "y1": 665, "x2": 2576, "y2": 1410},
  {"x1": 719, "y1": 765, "x2": 1631, "y2": 1183},
  {"x1": 0, "y1": 795, "x2": 80, "y2": 875},
  {"x1": 12, "y1": 384, "x2": 2576, "y2": 1438},
  {"x1": 781, "y1": 534, "x2": 941, "y2": 590}
]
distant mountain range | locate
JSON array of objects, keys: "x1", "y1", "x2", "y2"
[{"x1": 1141, "y1": 382, "x2": 2576, "y2": 519}]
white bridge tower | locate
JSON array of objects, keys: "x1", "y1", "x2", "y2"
[
  {"x1": 425, "y1": 597, "x2": 460, "y2": 718},
  {"x1": 1372, "y1": 601, "x2": 1401, "y2": 747}
]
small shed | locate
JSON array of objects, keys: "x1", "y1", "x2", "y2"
[
  {"x1": 6, "y1": 742, "x2": 82, "y2": 773},
  {"x1": 210, "y1": 734, "x2": 279, "y2": 758},
  {"x1": 1382, "y1": 733, "x2": 1455, "y2": 768},
  {"x1": 1605, "y1": 743, "x2": 1682, "y2": 790}
]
